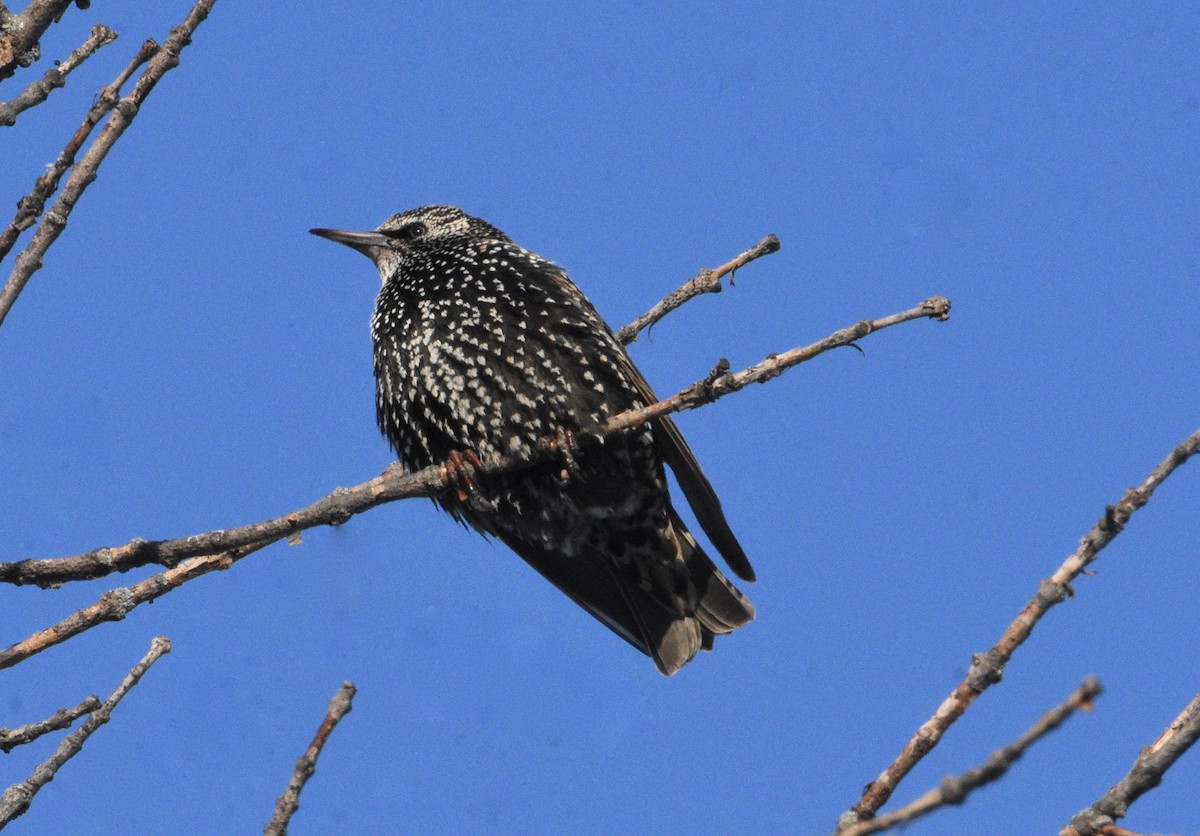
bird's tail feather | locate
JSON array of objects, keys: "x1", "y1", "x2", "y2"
[
  {"x1": 497, "y1": 511, "x2": 754, "y2": 676},
  {"x1": 670, "y1": 506, "x2": 756, "y2": 651}
]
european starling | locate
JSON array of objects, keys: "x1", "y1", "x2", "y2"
[{"x1": 311, "y1": 206, "x2": 755, "y2": 675}]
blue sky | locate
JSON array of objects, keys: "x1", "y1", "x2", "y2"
[{"x1": 2, "y1": 3, "x2": 1198, "y2": 833}]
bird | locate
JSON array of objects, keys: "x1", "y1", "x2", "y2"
[{"x1": 311, "y1": 205, "x2": 755, "y2": 675}]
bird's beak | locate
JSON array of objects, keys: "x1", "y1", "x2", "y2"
[{"x1": 310, "y1": 227, "x2": 390, "y2": 257}]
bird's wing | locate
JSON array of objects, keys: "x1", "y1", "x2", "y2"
[
  {"x1": 540, "y1": 261, "x2": 755, "y2": 583},
  {"x1": 493, "y1": 530, "x2": 701, "y2": 676},
  {"x1": 616, "y1": 353, "x2": 757, "y2": 582}
]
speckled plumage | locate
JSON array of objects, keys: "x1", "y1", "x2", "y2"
[{"x1": 312, "y1": 206, "x2": 754, "y2": 675}]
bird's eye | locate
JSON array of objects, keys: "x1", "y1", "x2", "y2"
[{"x1": 383, "y1": 221, "x2": 427, "y2": 241}]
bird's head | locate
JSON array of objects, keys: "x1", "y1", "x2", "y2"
[{"x1": 311, "y1": 205, "x2": 509, "y2": 284}]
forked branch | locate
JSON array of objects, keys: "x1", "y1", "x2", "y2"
[
  {"x1": 0, "y1": 295, "x2": 951, "y2": 592},
  {"x1": 0, "y1": 23, "x2": 116, "y2": 126},
  {"x1": 0, "y1": 637, "x2": 171, "y2": 826},
  {"x1": 0, "y1": 695, "x2": 101, "y2": 752},
  {"x1": 840, "y1": 677, "x2": 1103, "y2": 834},
  {"x1": 0, "y1": 0, "x2": 218, "y2": 327},
  {"x1": 838, "y1": 426, "x2": 1200, "y2": 831},
  {"x1": 0, "y1": 295, "x2": 951, "y2": 668}
]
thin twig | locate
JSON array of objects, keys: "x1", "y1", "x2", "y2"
[
  {"x1": 264, "y1": 682, "x2": 357, "y2": 836},
  {"x1": 0, "y1": 38, "x2": 152, "y2": 266},
  {"x1": 838, "y1": 426, "x2": 1200, "y2": 830},
  {"x1": 602, "y1": 296, "x2": 950, "y2": 435},
  {"x1": 0, "y1": 0, "x2": 77, "y2": 81},
  {"x1": 614, "y1": 234, "x2": 781, "y2": 344},
  {"x1": 0, "y1": 296, "x2": 951, "y2": 590},
  {"x1": 0, "y1": 636, "x2": 171, "y2": 826},
  {"x1": 0, "y1": 0, "x2": 218, "y2": 327},
  {"x1": 840, "y1": 677, "x2": 1103, "y2": 835},
  {"x1": 0, "y1": 541, "x2": 274, "y2": 670},
  {"x1": 0, "y1": 695, "x2": 101, "y2": 752},
  {"x1": 1062, "y1": 692, "x2": 1200, "y2": 836},
  {"x1": 0, "y1": 23, "x2": 116, "y2": 126}
]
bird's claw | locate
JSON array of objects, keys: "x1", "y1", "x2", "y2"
[
  {"x1": 444, "y1": 449, "x2": 485, "y2": 501},
  {"x1": 539, "y1": 427, "x2": 580, "y2": 486}
]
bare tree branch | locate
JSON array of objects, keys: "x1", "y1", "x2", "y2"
[
  {"x1": 837, "y1": 426, "x2": 1200, "y2": 831},
  {"x1": 0, "y1": 37, "x2": 151, "y2": 266},
  {"x1": 0, "y1": 0, "x2": 218, "y2": 328},
  {"x1": 1062, "y1": 692, "x2": 1200, "y2": 836},
  {"x1": 0, "y1": 295, "x2": 951, "y2": 591},
  {"x1": 601, "y1": 295, "x2": 950, "y2": 435},
  {"x1": 0, "y1": 235, "x2": 774, "y2": 583},
  {"x1": 0, "y1": 541, "x2": 273, "y2": 670},
  {"x1": 264, "y1": 681, "x2": 357, "y2": 836},
  {"x1": 0, "y1": 695, "x2": 100, "y2": 752},
  {"x1": 0, "y1": 296, "x2": 949, "y2": 671},
  {"x1": 0, "y1": 636, "x2": 171, "y2": 827},
  {"x1": 840, "y1": 676, "x2": 1103, "y2": 835},
  {"x1": 0, "y1": 22, "x2": 115, "y2": 126},
  {"x1": 0, "y1": 0, "x2": 78, "y2": 81},
  {"x1": 614, "y1": 234, "x2": 781, "y2": 344}
]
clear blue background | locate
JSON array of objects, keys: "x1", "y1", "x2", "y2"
[{"x1": 2, "y1": 3, "x2": 1198, "y2": 833}]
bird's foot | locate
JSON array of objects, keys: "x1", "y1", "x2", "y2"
[
  {"x1": 444, "y1": 449, "x2": 485, "y2": 501},
  {"x1": 539, "y1": 427, "x2": 580, "y2": 486}
]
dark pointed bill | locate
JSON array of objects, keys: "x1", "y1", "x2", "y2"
[{"x1": 310, "y1": 227, "x2": 389, "y2": 256}]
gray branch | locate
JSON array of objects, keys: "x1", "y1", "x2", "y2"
[
  {"x1": 0, "y1": 0, "x2": 78, "y2": 81},
  {"x1": 264, "y1": 682, "x2": 358, "y2": 836},
  {"x1": 0, "y1": 636, "x2": 171, "y2": 827},
  {"x1": 839, "y1": 425, "x2": 1200, "y2": 829},
  {"x1": 1063, "y1": 692, "x2": 1200, "y2": 836},
  {"x1": 0, "y1": 0, "x2": 219, "y2": 327},
  {"x1": 0, "y1": 36, "x2": 151, "y2": 266},
  {"x1": 614, "y1": 234, "x2": 780, "y2": 344},
  {"x1": 0, "y1": 695, "x2": 101, "y2": 752},
  {"x1": 0, "y1": 296, "x2": 950, "y2": 669},
  {"x1": 0, "y1": 295, "x2": 949, "y2": 592},
  {"x1": 840, "y1": 677, "x2": 1103, "y2": 834},
  {"x1": 0, "y1": 23, "x2": 115, "y2": 126}
]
